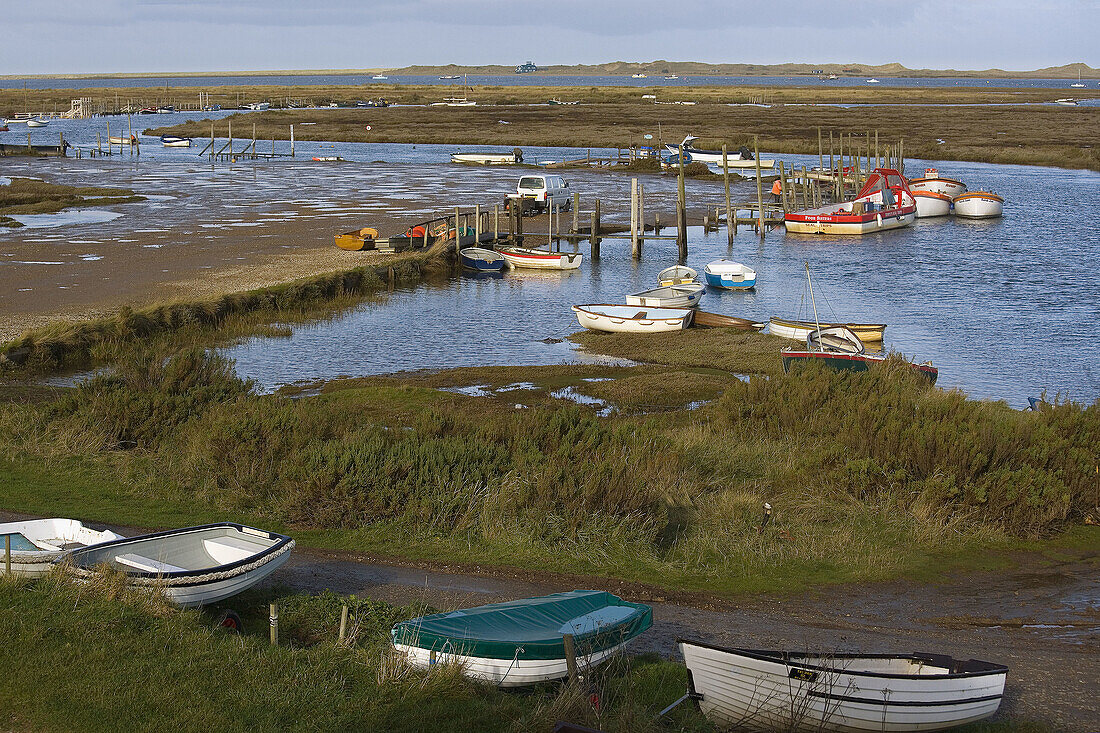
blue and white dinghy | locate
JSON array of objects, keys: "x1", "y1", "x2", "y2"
[
  {"x1": 66, "y1": 523, "x2": 294, "y2": 607},
  {"x1": 392, "y1": 590, "x2": 652, "y2": 687}
]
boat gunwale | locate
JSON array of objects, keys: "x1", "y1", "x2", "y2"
[
  {"x1": 678, "y1": 639, "x2": 1008, "y2": 680},
  {"x1": 953, "y1": 191, "x2": 1004, "y2": 203},
  {"x1": 571, "y1": 303, "x2": 693, "y2": 320}
]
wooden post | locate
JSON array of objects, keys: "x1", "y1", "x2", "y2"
[
  {"x1": 638, "y1": 183, "x2": 645, "y2": 246},
  {"x1": 475, "y1": 203, "x2": 481, "y2": 244},
  {"x1": 777, "y1": 160, "x2": 789, "y2": 213},
  {"x1": 211, "y1": 122, "x2": 215, "y2": 159},
  {"x1": 818, "y1": 126, "x2": 824, "y2": 173},
  {"x1": 723, "y1": 144, "x2": 733, "y2": 246},
  {"x1": 4, "y1": 533, "x2": 9, "y2": 576},
  {"x1": 494, "y1": 204, "x2": 499, "y2": 241},
  {"x1": 754, "y1": 135, "x2": 764, "y2": 238},
  {"x1": 338, "y1": 604, "x2": 349, "y2": 643},
  {"x1": 563, "y1": 633, "x2": 578, "y2": 683},
  {"x1": 454, "y1": 207, "x2": 461, "y2": 254},
  {"x1": 591, "y1": 198, "x2": 600, "y2": 259},
  {"x1": 899, "y1": 138, "x2": 904, "y2": 177},
  {"x1": 514, "y1": 200, "x2": 523, "y2": 244},
  {"x1": 251, "y1": 122, "x2": 257, "y2": 159},
  {"x1": 875, "y1": 129, "x2": 879, "y2": 169},
  {"x1": 630, "y1": 178, "x2": 639, "y2": 258},
  {"x1": 572, "y1": 191, "x2": 579, "y2": 233},
  {"x1": 677, "y1": 145, "x2": 687, "y2": 259},
  {"x1": 228, "y1": 119, "x2": 233, "y2": 158},
  {"x1": 269, "y1": 603, "x2": 279, "y2": 646},
  {"x1": 290, "y1": 124, "x2": 295, "y2": 157}
]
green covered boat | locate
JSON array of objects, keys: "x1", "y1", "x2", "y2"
[{"x1": 391, "y1": 590, "x2": 653, "y2": 687}]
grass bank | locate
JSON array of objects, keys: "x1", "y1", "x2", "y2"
[
  {"x1": 0, "y1": 177, "x2": 144, "y2": 228},
  {"x1": 152, "y1": 100, "x2": 1100, "y2": 172}
]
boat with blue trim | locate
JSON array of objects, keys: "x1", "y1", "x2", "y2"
[
  {"x1": 459, "y1": 247, "x2": 506, "y2": 272},
  {"x1": 704, "y1": 260, "x2": 756, "y2": 289}
]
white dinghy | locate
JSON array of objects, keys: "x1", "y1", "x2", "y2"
[
  {"x1": 626, "y1": 282, "x2": 705, "y2": 308},
  {"x1": 657, "y1": 265, "x2": 698, "y2": 286},
  {"x1": 1, "y1": 518, "x2": 123, "y2": 577},
  {"x1": 66, "y1": 523, "x2": 294, "y2": 607},
  {"x1": 679, "y1": 639, "x2": 1007, "y2": 733},
  {"x1": 572, "y1": 304, "x2": 694, "y2": 333}
]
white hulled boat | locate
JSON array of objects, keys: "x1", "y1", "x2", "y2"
[
  {"x1": 913, "y1": 190, "x2": 952, "y2": 217},
  {"x1": 626, "y1": 283, "x2": 705, "y2": 308},
  {"x1": 907, "y1": 168, "x2": 967, "y2": 198},
  {"x1": 572, "y1": 304, "x2": 693, "y2": 333},
  {"x1": 499, "y1": 247, "x2": 582, "y2": 270},
  {"x1": 953, "y1": 191, "x2": 1003, "y2": 218},
  {"x1": 784, "y1": 168, "x2": 915, "y2": 235},
  {"x1": 1, "y1": 518, "x2": 123, "y2": 577}
]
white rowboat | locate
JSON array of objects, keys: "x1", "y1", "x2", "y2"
[
  {"x1": 657, "y1": 265, "x2": 698, "y2": 286},
  {"x1": 451, "y1": 153, "x2": 520, "y2": 165},
  {"x1": 499, "y1": 247, "x2": 582, "y2": 270},
  {"x1": 680, "y1": 639, "x2": 1006, "y2": 733},
  {"x1": 66, "y1": 523, "x2": 294, "y2": 607},
  {"x1": 626, "y1": 283, "x2": 705, "y2": 308},
  {"x1": 953, "y1": 191, "x2": 1003, "y2": 218},
  {"x1": 572, "y1": 304, "x2": 693, "y2": 333},
  {"x1": 1, "y1": 518, "x2": 123, "y2": 577}
]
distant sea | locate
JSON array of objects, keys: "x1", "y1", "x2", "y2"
[{"x1": 1, "y1": 74, "x2": 1096, "y2": 91}]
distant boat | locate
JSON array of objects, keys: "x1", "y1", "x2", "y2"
[
  {"x1": 626, "y1": 283, "x2": 705, "y2": 308},
  {"x1": 866, "y1": 78, "x2": 881, "y2": 83},
  {"x1": 631, "y1": 73, "x2": 648, "y2": 78},
  {"x1": 245, "y1": 102, "x2": 271, "y2": 111},
  {"x1": 827, "y1": 73, "x2": 839, "y2": 80},
  {"x1": 0, "y1": 518, "x2": 123, "y2": 578},
  {"x1": 665, "y1": 135, "x2": 774, "y2": 168},
  {"x1": 26, "y1": 118, "x2": 49, "y2": 127},
  {"x1": 311, "y1": 156, "x2": 344, "y2": 162},
  {"x1": 499, "y1": 246, "x2": 582, "y2": 270},
  {"x1": 704, "y1": 260, "x2": 756, "y2": 290},
  {"x1": 451, "y1": 151, "x2": 521, "y2": 165},
  {"x1": 908, "y1": 168, "x2": 967, "y2": 197},
  {"x1": 692, "y1": 311, "x2": 766, "y2": 330},
  {"x1": 572, "y1": 304, "x2": 693, "y2": 333},
  {"x1": 515, "y1": 61, "x2": 538, "y2": 74},
  {"x1": 160, "y1": 135, "x2": 192, "y2": 147},
  {"x1": 459, "y1": 247, "x2": 506, "y2": 272},
  {"x1": 680, "y1": 640, "x2": 1005, "y2": 732},
  {"x1": 108, "y1": 135, "x2": 138, "y2": 145},
  {"x1": 439, "y1": 75, "x2": 462, "y2": 80},
  {"x1": 156, "y1": 106, "x2": 175, "y2": 113},
  {"x1": 1054, "y1": 98, "x2": 1078, "y2": 106},
  {"x1": 1071, "y1": 70, "x2": 1085, "y2": 88},
  {"x1": 913, "y1": 190, "x2": 952, "y2": 218},
  {"x1": 664, "y1": 75, "x2": 679, "y2": 79},
  {"x1": 371, "y1": 74, "x2": 388, "y2": 80},
  {"x1": 392, "y1": 591, "x2": 652, "y2": 687},
  {"x1": 953, "y1": 191, "x2": 1003, "y2": 218},
  {"x1": 657, "y1": 265, "x2": 697, "y2": 286},
  {"x1": 66, "y1": 523, "x2": 294, "y2": 607},
  {"x1": 138, "y1": 107, "x2": 157, "y2": 114}
]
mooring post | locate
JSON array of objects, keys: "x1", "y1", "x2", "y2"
[
  {"x1": 899, "y1": 138, "x2": 904, "y2": 177},
  {"x1": 269, "y1": 603, "x2": 279, "y2": 646},
  {"x1": 722, "y1": 144, "x2": 733, "y2": 246},
  {"x1": 228, "y1": 119, "x2": 233, "y2": 158},
  {"x1": 677, "y1": 145, "x2": 687, "y2": 259},
  {"x1": 338, "y1": 604, "x2": 349, "y2": 643},
  {"x1": 494, "y1": 204, "x2": 499, "y2": 241},
  {"x1": 4, "y1": 533, "x2": 10, "y2": 576},
  {"x1": 591, "y1": 198, "x2": 601, "y2": 259},
  {"x1": 754, "y1": 136, "x2": 764, "y2": 239},
  {"x1": 777, "y1": 160, "x2": 789, "y2": 213},
  {"x1": 515, "y1": 201, "x2": 523, "y2": 245},
  {"x1": 638, "y1": 182, "x2": 645, "y2": 248},
  {"x1": 630, "y1": 177, "x2": 639, "y2": 258},
  {"x1": 252, "y1": 122, "x2": 257, "y2": 160},
  {"x1": 572, "y1": 191, "x2": 579, "y2": 232},
  {"x1": 290, "y1": 124, "x2": 295, "y2": 157},
  {"x1": 475, "y1": 203, "x2": 481, "y2": 244},
  {"x1": 818, "y1": 126, "x2": 824, "y2": 172},
  {"x1": 211, "y1": 122, "x2": 215, "y2": 159},
  {"x1": 563, "y1": 633, "x2": 578, "y2": 683},
  {"x1": 454, "y1": 206, "x2": 461, "y2": 254}
]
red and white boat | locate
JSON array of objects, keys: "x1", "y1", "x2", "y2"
[
  {"x1": 913, "y1": 190, "x2": 952, "y2": 218},
  {"x1": 953, "y1": 191, "x2": 1003, "y2": 218},
  {"x1": 498, "y1": 246, "x2": 582, "y2": 270},
  {"x1": 784, "y1": 168, "x2": 916, "y2": 235},
  {"x1": 907, "y1": 168, "x2": 967, "y2": 198}
]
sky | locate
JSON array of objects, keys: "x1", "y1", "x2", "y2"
[{"x1": 0, "y1": 0, "x2": 1096, "y2": 75}]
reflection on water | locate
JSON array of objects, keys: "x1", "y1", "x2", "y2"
[{"x1": 225, "y1": 159, "x2": 1100, "y2": 408}]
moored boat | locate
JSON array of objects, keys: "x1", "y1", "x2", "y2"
[
  {"x1": 451, "y1": 151, "x2": 522, "y2": 165},
  {"x1": 808, "y1": 325, "x2": 865, "y2": 354},
  {"x1": 657, "y1": 265, "x2": 697, "y2": 286},
  {"x1": 460, "y1": 247, "x2": 506, "y2": 272},
  {"x1": 769, "y1": 317, "x2": 885, "y2": 343},
  {"x1": 108, "y1": 135, "x2": 138, "y2": 146},
  {"x1": 785, "y1": 168, "x2": 916, "y2": 235},
  {"x1": 1, "y1": 518, "x2": 123, "y2": 577},
  {"x1": 626, "y1": 283, "x2": 705, "y2": 308},
  {"x1": 26, "y1": 118, "x2": 49, "y2": 127},
  {"x1": 907, "y1": 168, "x2": 967, "y2": 198},
  {"x1": 680, "y1": 639, "x2": 1006, "y2": 733},
  {"x1": 392, "y1": 590, "x2": 652, "y2": 687},
  {"x1": 160, "y1": 134, "x2": 192, "y2": 147},
  {"x1": 953, "y1": 191, "x2": 1003, "y2": 218},
  {"x1": 499, "y1": 246, "x2": 582, "y2": 270},
  {"x1": 664, "y1": 135, "x2": 774, "y2": 168},
  {"x1": 703, "y1": 260, "x2": 756, "y2": 289},
  {"x1": 693, "y1": 311, "x2": 766, "y2": 330},
  {"x1": 572, "y1": 304, "x2": 693, "y2": 333},
  {"x1": 913, "y1": 190, "x2": 952, "y2": 218},
  {"x1": 66, "y1": 523, "x2": 294, "y2": 607}
]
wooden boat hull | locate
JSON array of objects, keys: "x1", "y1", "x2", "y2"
[
  {"x1": 781, "y1": 349, "x2": 938, "y2": 384},
  {"x1": 681, "y1": 640, "x2": 1004, "y2": 733},
  {"x1": 572, "y1": 304, "x2": 693, "y2": 333},
  {"x1": 67, "y1": 523, "x2": 294, "y2": 607},
  {"x1": 913, "y1": 190, "x2": 952, "y2": 218},
  {"x1": 693, "y1": 311, "x2": 766, "y2": 330},
  {"x1": 953, "y1": 192, "x2": 1003, "y2": 218},
  {"x1": 460, "y1": 247, "x2": 506, "y2": 272},
  {"x1": 499, "y1": 247, "x2": 582, "y2": 270},
  {"x1": 769, "y1": 317, "x2": 885, "y2": 343},
  {"x1": 108, "y1": 136, "x2": 137, "y2": 146},
  {"x1": 626, "y1": 283, "x2": 704, "y2": 308},
  {"x1": 1, "y1": 518, "x2": 123, "y2": 578}
]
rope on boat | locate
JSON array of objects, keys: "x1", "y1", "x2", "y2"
[
  {"x1": 65, "y1": 540, "x2": 295, "y2": 586},
  {"x1": 498, "y1": 646, "x2": 525, "y2": 686}
]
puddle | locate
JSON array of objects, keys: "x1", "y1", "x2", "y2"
[
  {"x1": 550, "y1": 386, "x2": 616, "y2": 417},
  {"x1": 7, "y1": 210, "x2": 123, "y2": 228},
  {"x1": 496, "y1": 382, "x2": 538, "y2": 392},
  {"x1": 439, "y1": 384, "x2": 494, "y2": 397}
]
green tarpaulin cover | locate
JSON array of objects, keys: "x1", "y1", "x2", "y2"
[{"x1": 391, "y1": 590, "x2": 652, "y2": 661}]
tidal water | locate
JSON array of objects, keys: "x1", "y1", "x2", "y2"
[{"x1": 1, "y1": 115, "x2": 1097, "y2": 407}]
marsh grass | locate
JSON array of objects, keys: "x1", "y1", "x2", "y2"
[{"x1": 0, "y1": 176, "x2": 145, "y2": 215}]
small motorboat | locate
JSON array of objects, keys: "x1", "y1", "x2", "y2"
[
  {"x1": 657, "y1": 265, "x2": 698, "y2": 286},
  {"x1": 703, "y1": 260, "x2": 756, "y2": 290},
  {"x1": 26, "y1": 118, "x2": 50, "y2": 127},
  {"x1": 769, "y1": 317, "x2": 885, "y2": 343},
  {"x1": 1054, "y1": 98, "x2": 1078, "y2": 106},
  {"x1": 372, "y1": 74, "x2": 388, "y2": 80},
  {"x1": 66, "y1": 523, "x2": 294, "y2": 607},
  {"x1": 1, "y1": 518, "x2": 123, "y2": 577},
  {"x1": 572, "y1": 304, "x2": 694, "y2": 333},
  {"x1": 451, "y1": 151, "x2": 522, "y2": 165},
  {"x1": 866, "y1": 78, "x2": 881, "y2": 83},
  {"x1": 680, "y1": 639, "x2": 1006, "y2": 733},
  {"x1": 907, "y1": 168, "x2": 967, "y2": 198},
  {"x1": 664, "y1": 135, "x2": 774, "y2": 168},
  {"x1": 626, "y1": 282, "x2": 705, "y2": 308},
  {"x1": 138, "y1": 107, "x2": 158, "y2": 114},
  {"x1": 785, "y1": 168, "x2": 916, "y2": 235},
  {"x1": 392, "y1": 590, "x2": 652, "y2": 687},
  {"x1": 953, "y1": 191, "x2": 1003, "y2": 218},
  {"x1": 692, "y1": 311, "x2": 766, "y2": 330},
  {"x1": 913, "y1": 190, "x2": 952, "y2": 218},
  {"x1": 460, "y1": 247, "x2": 506, "y2": 272},
  {"x1": 160, "y1": 135, "x2": 192, "y2": 147},
  {"x1": 499, "y1": 246, "x2": 582, "y2": 270}
]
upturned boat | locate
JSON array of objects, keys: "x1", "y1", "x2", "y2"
[
  {"x1": 66, "y1": 523, "x2": 294, "y2": 607},
  {"x1": 499, "y1": 246, "x2": 582, "y2": 270},
  {"x1": 1, "y1": 518, "x2": 123, "y2": 577},
  {"x1": 392, "y1": 590, "x2": 652, "y2": 687},
  {"x1": 657, "y1": 265, "x2": 698, "y2": 286},
  {"x1": 459, "y1": 247, "x2": 506, "y2": 272},
  {"x1": 907, "y1": 168, "x2": 967, "y2": 198},
  {"x1": 703, "y1": 260, "x2": 756, "y2": 289},
  {"x1": 693, "y1": 311, "x2": 766, "y2": 330},
  {"x1": 953, "y1": 191, "x2": 1003, "y2": 218},
  {"x1": 572, "y1": 304, "x2": 694, "y2": 333},
  {"x1": 626, "y1": 283, "x2": 704, "y2": 308},
  {"x1": 784, "y1": 168, "x2": 916, "y2": 235},
  {"x1": 680, "y1": 639, "x2": 1006, "y2": 732},
  {"x1": 769, "y1": 317, "x2": 885, "y2": 343},
  {"x1": 913, "y1": 190, "x2": 952, "y2": 218}
]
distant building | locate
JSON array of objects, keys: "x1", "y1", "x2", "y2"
[{"x1": 516, "y1": 61, "x2": 537, "y2": 74}]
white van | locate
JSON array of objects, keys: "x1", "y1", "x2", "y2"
[{"x1": 509, "y1": 174, "x2": 572, "y2": 214}]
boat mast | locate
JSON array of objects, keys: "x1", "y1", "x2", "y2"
[{"x1": 806, "y1": 262, "x2": 822, "y2": 351}]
